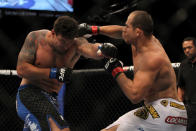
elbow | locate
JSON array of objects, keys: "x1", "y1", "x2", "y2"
[
  {"x1": 17, "y1": 66, "x2": 24, "y2": 78},
  {"x1": 130, "y1": 96, "x2": 142, "y2": 104},
  {"x1": 128, "y1": 91, "x2": 143, "y2": 104},
  {"x1": 17, "y1": 63, "x2": 29, "y2": 78}
]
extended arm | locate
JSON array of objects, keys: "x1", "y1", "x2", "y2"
[
  {"x1": 76, "y1": 37, "x2": 118, "y2": 59},
  {"x1": 99, "y1": 25, "x2": 124, "y2": 39},
  {"x1": 78, "y1": 23, "x2": 124, "y2": 39}
]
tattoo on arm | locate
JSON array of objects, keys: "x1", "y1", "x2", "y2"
[
  {"x1": 17, "y1": 32, "x2": 37, "y2": 66},
  {"x1": 77, "y1": 37, "x2": 88, "y2": 44}
]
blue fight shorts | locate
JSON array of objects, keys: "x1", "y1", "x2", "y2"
[{"x1": 16, "y1": 84, "x2": 69, "y2": 131}]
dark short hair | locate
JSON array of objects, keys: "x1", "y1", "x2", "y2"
[
  {"x1": 183, "y1": 37, "x2": 196, "y2": 47},
  {"x1": 131, "y1": 10, "x2": 153, "y2": 36},
  {"x1": 53, "y1": 15, "x2": 78, "y2": 39}
]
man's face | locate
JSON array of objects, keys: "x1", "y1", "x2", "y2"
[
  {"x1": 182, "y1": 40, "x2": 196, "y2": 61},
  {"x1": 122, "y1": 13, "x2": 137, "y2": 44},
  {"x1": 53, "y1": 34, "x2": 74, "y2": 54}
]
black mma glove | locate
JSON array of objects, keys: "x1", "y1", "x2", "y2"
[
  {"x1": 78, "y1": 23, "x2": 100, "y2": 36},
  {"x1": 104, "y1": 58, "x2": 123, "y2": 79},
  {"x1": 98, "y1": 43, "x2": 118, "y2": 58},
  {"x1": 49, "y1": 67, "x2": 72, "y2": 83}
]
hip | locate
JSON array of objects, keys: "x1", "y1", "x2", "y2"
[{"x1": 20, "y1": 78, "x2": 62, "y2": 93}]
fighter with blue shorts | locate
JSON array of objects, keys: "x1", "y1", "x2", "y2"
[{"x1": 16, "y1": 15, "x2": 118, "y2": 130}]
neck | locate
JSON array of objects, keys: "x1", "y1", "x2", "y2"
[{"x1": 134, "y1": 35, "x2": 153, "y2": 52}]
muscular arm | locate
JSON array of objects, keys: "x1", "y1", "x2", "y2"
[
  {"x1": 115, "y1": 58, "x2": 161, "y2": 104},
  {"x1": 99, "y1": 25, "x2": 124, "y2": 39},
  {"x1": 17, "y1": 31, "x2": 50, "y2": 80},
  {"x1": 178, "y1": 87, "x2": 184, "y2": 102},
  {"x1": 76, "y1": 37, "x2": 103, "y2": 60}
]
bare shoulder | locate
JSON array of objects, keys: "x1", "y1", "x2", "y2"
[
  {"x1": 31, "y1": 29, "x2": 49, "y2": 37},
  {"x1": 74, "y1": 37, "x2": 88, "y2": 45},
  {"x1": 26, "y1": 29, "x2": 48, "y2": 39},
  {"x1": 145, "y1": 53, "x2": 166, "y2": 71},
  {"x1": 74, "y1": 37, "x2": 89, "y2": 50}
]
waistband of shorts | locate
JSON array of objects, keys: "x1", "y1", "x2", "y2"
[
  {"x1": 145, "y1": 98, "x2": 184, "y2": 106},
  {"x1": 18, "y1": 84, "x2": 58, "y2": 97},
  {"x1": 18, "y1": 84, "x2": 31, "y2": 91}
]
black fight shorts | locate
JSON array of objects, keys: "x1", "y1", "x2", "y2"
[{"x1": 16, "y1": 84, "x2": 69, "y2": 130}]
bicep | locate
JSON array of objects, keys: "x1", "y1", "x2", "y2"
[
  {"x1": 76, "y1": 37, "x2": 100, "y2": 59},
  {"x1": 17, "y1": 32, "x2": 36, "y2": 66},
  {"x1": 100, "y1": 25, "x2": 124, "y2": 39},
  {"x1": 133, "y1": 69, "x2": 157, "y2": 96}
]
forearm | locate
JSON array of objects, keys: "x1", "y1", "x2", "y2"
[
  {"x1": 116, "y1": 73, "x2": 143, "y2": 104},
  {"x1": 104, "y1": 58, "x2": 142, "y2": 103},
  {"x1": 17, "y1": 63, "x2": 50, "y2": 80},
  {"x1": 78, "y1": 23, "x2": 124, "y2": 39},
  {"x1": 78, "y1": 42, "x2": 103, "y2": 60},
  {"x1": 86, "y1": 43, "x2": 104, "y2": 59},
  {"x1": 177, "y1": 87, "x2": 184, "y2": 102},
  {"x1": 99, "y1": 25, "x2": 124, "y2": 39}
]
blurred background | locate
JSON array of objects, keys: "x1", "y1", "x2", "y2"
[{"x1": 0, "y1": 0, "x2": 195, "y2": 130}]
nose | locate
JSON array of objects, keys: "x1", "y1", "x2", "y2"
[
  {"x1": 184, "y1": 49, "x2": 190, "y2": 56},
  {"x1": 184, "y1": 48, "x2": 189, "y2": 53},
  {"x1": 122, "y1": 26, "x2": 126, "y2": 32}
]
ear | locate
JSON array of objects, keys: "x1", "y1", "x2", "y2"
[
  {"x1": 135, "y1": 28, "x2": 143, "y2": 37},
  {"x1": 51, "y1": 29, "x2": 56, "y2": 35}
]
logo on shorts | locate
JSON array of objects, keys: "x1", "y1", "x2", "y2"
[
  {"x1": 165, "y1": 116, "x2": 187, "y2": 126},
  {"x1": 160, "y1": 100, "x2": 168, "y2": 107},
  {"x1": 145, "y1": 105, "x2": 160, "y2": 119},
  {"x1": 170, "y1": 102, "x2": 185, "y2": 110},
  {"x1": 134, "y1": 106, "x2": 149, "y2": 120},
  {"x1": 24, "y1": 114, "x2": 40, "y2": 131},
  {"x1": 60, "y1": 115, "x2": 64, "y2": 120}
]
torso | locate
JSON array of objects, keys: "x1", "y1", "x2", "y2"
[
  {"x1": 132, "y1": 36, "x2": 178, "y2": 103},
  {"x1": 178, "y1": 60, "x2": 196, "y2": 101},
  {"x1": 21, "y1": 30, "x2": 81, "y2": 93}
]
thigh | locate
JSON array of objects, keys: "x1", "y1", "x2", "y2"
[
  {"x1": 18, "y1": 86, "x2": 69, "y2": 130},
  {"x1": 104, "y1": 107, "x2": 145, "y2": 130}
]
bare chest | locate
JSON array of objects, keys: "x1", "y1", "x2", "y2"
[
  {"x1": 132, "y1": 54, "x2": 144, "y2": 73},
  {"x1": 35, "y1": 44, "x2": 80, "y2": 68}
]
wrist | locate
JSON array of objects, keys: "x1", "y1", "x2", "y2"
[
  {"x1": 98, "y1": 44, "x2": 102, "y2": 50},
  {"x1": 91, "y1": 26, "x2": 100, "y2": 35},
  {"x1": 49, "y1": 68, "x2": 57, "y2": 79},
  {"x1": 112, "y1": 67, "x2": 123, "y2": 79}
]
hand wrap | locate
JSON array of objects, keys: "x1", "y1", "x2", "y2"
[
  {"x1": 49, "y1": 68, "x2": 72, "y2": 83},
  {"x1": 104, "y1": 58, "x2": 123, "y2": 79}
]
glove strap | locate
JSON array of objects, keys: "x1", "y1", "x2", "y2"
[
  {"x1": 112, "y1": 67, "x2": 123, "y2": 79},
  {"x1": 49, "y1": 68, "x2": 57, "y2": 78},
  {"x1": 91, "y1": 26, "x2": 99, "y2": 35},
  {"x1": 98, "y1": 44, "x2": 102, "y2": 49}
]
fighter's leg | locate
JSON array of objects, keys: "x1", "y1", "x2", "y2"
[
  {"x1": 48, "y1": 117, "x2": 70, "y2": 131},
  {"x1": 18, "y1": 85, "x2": 70, "y2": 130},
  {"x1": 100, "y1": 125, "x2": 119, "y2": 131}
]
